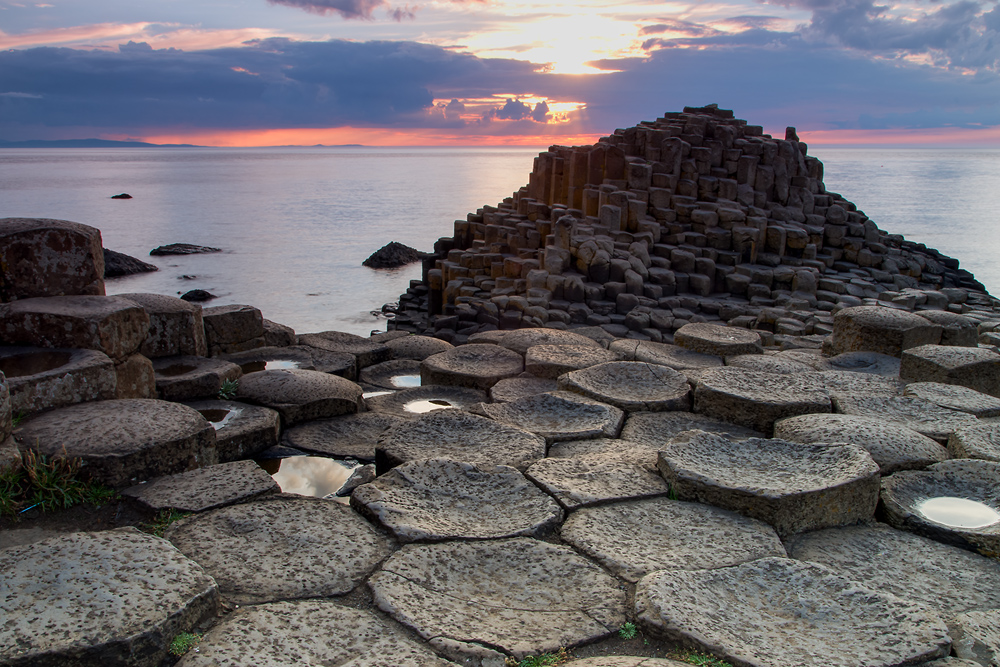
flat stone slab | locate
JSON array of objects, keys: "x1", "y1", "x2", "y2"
[
  {"x1": 831, "y1": 305, "x2": 943, "y2": 357},
  {"x1": 905, "y1": 381, "x2": 1000, "y2": 417},
  {"x1": 421, "y1": 344, "x2": 525, "y2": 390},
  {"x1": 658, "y1": 431, "x2": 880, "y2": 535},
  {"x1": 480, "y1": 391, "x2": 625, "y2": 444},
  {"x1": 489, "y1": 375, "x2": 558, "y2": 402},
  {"x1": 900, "y1": 344, "x2": 1000, "y2": 396},
  {"x1": 119, "y1": 292, "x2": 208, "y2": 358},
  {"x1": 498, "y1": 328, "x2": 602, "y2": 355},
  {"x1": 818, "y1": 370, "x2": 904, "y2": 399},
  {"x1": 880, "y1": 459, "x2": 1000, "y2": 555},
  {"x1": 376, "y1": 409, "x2": 546, "y2": 473},
  {"x1": 785, "y1": 522, "x2": 1000, "y2": 619},
  {"x1": 561, "y1": 497, "x2": 785, "y2": 582},
  {"x1": 693, "y1": 367, "x2": 831, "y2": 434},
  {"x1": 152, "y1": 354, "x2": 242, "y2": 401},
  {"x1": 163, "y1": 495, "x2": 390, "y2": 604},
  {"x1": 828, "y1": 350, "x2": 902, "y2": 376},
  {"x1": 674, "y1": 322, "x2": 763, "y2": 357},
  {"x1": 833, "y1": 395, "x2": 979, "y2": 443},
  {"x1": 621, "y1": 411, "x2": 762, "y2": 448},
  {"x1": 0, "y1": 345, "x2": 116, "y2": 415},
  {"x1": 725, "y1": 354, "x2": 816, "y2": 374},
  {"x1": 917, "y1": 310, "x2": 980, "y2": 347},
  {"x1": 369, "y1": 538, "x2": 626, "y2": 659},
  {"x1": 774, "y1": 413, "x2": 949, "y2": 473},
  {"x1": 351, "y1": 458, "x2": 562, "y2": 542},
  {"x1": 366, "y1": 384, "x2": 487, "y2": 417},
  {"x1": 296, "y1": 330, "x2": 391, "y2": 368},
  {"x1": 183, "y1": 399, "x2": 280, "y2": 462},
  {"x1": 635, "y1": 557, "x2": 951, "y2": 667},
  {"x1": 359, "y1": 358, "x2": 423, "y2": 389},
  {"x1": 282, "y1": 412, "x2": 410, "y2": 460},
  {"x1": 548, "y1": 437, "x2": 660, "y2": 470},
  {"x1": 526, "y1": 453, "x2": 670, "y2": 510},
  {"x1": 384, "y1": 334, "x2": 454, "y2": 360},
  {"x1": 609, "y1": 339, "x2": 723, "y2": 370},
  {"x1": 0, "y1": 528, "x2": 218, "y2": 667},
  {"x1": 14, "y1": 398, "x2": 216, "y2": 487},
  {"x1": 236, "y1": 368, "x2": 362, "y2": 425},
  {"x1": 949, "y1": 422, "x2": 1000, "y2": 462},
  {"x1": 122, "y1": 460, "x2": 278, "y2": 512},
  {"x1": 222, "y1": 344, "x2": 356, "y2": 379},
  {"x1": 558, "y1": 361, "x2": 691, "y2": 412},
  {"x1": 175, "y1": 600, "x2": 456, "y2": 667},
  {"x1": 525, "y1": 344, "x2": 621, "y2": 379}
]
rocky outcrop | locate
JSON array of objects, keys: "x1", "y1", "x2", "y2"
[
  {"x1": 150, "y1": 243, "x2": 221, "y2": 256},
  {"x1": 103, "y1": 248, "x2": 158, "y2": 277},
  {"x1": 0, "y1": 218, "x2": 105, "y2": 301},
  {"x1": 363, "y1": 241, "x2": 424, "y2": 269}
]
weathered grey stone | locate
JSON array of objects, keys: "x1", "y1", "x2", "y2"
[
  {"x1": 548, "y1": 437, "x2": 659, "y2": 470},
  {"x1": 123, "y1": 460, "x2": 278, "y2": 512},
  {"x1": 164, "y1": 495, "x2": 390, "y2": 604},
  {"x1": 905, "y1": 381, "x2": 1000, "y2": 417},
  {"x1": 262, "y1": 318, "x2": 296, "y2": 347},
  {"x1": 772, "y1": 348, "x2": 835, "y2": 370},
  {"x1": 818, "y1": 370, "x2": 904, "y2": 399},
  {"x1": 774, "y1": 413, "x2": 948, "y2": 473},
  {"x1": 0, "y1": 370, "x2": 9, "y2": 443},
  {"x1": 335, "y1": 462, "x2": 375, "y2": 496},
  {"x1": 635, "y1": 557, "x2": 950, "y2": 667},
  {"x1": 236, "y1": 368, "x2": 363, "y2": 425},
  {"x1": 376, "y1": 409, "x2": 546, "y2": 473},
  {"x1": 113, "y1": 352, "x2": 156, "y2": 399},
  {"x1": 0, "y1": 295, "x2": 149, "y2": 360},
  {"x1": 499, "y1": 328, "x2": 602, "y2": 355},
  {"x1": 297, "y1": 330, "x2": 391, "y2": 368},
  {"x1": 674, "y1": 322, "x2": 763, "y2": 357},
  {"x1": 352, "y1": 458, "x2": 562, "y2": 542},
  {"x1": 525, "y1": 344, "x2": 621, "y2": 379},
  {"x1": 0, "y1": 528, "x2": 218, "y2": 667},
  {"x1": 0, "y1": 217, "x2": 105, "y2": 301},
  {"x1": 152, "y1": 354, "x2": 242, "y2": 401},
  {"x1": 833, "y1": 394, "x2": 979, "y2": 443},
  {"x1": 489, "y1": 375, "x2": 558, "y2": 402},
  {"x1": 658, "y1": 431, "x2": 880, "y2": 535},
  {"x1": 609, "y1": 339, "x2": 724, "y2": 371},
  {"x1": 202, "y1": 304, "x2": 266, "y2": 356},
  {"x1": 693, "y1": 367, "x2": 831, "y2": 434},
  {"x1": 561, "y1": 497, "x2": 785, "y2": 581},
  {"x1": 558, "y1": 361, "x2": 690, "y2": 412},
  {"x1": 385, "y1": 334, "x2": 455, "y2": 360},
  {"x1": 828, "y1": 351, "x2": 902, "y2": 376},
  {"x1": 118, "y1": 292, "x2": 208, "y2": 358},
  {"x1": 914, "y1": 659, "x2": 982, "y2": 667},
  {"x1": 900, "y1": 344, "x2": 1000, "y2": 397},
  {"x1": 369, "y1": 538, "x2": 626, "y2": 659},
  {"x1": 0, "y1": 346, "x2": 116, "y2": 415},
  {"x1": 880, "y1": 459, "x2": 1000, "y2": 555},
  {"x1": 360, "y1": 358, "x2": 422, "y2": 389},
  {"x1": 222, "y1": 344, "x2": 356, "y2": 379},
  {"x1": 621, "y1": 411, "x2": 762, "y2": 448},
  {"x1": 421, "y1": 344, "x2": 525, "y2": 390},
  {"x1": 175, "y1": 600, "x2": 457, "y2": 667},
  {"x1": 183, "y1": 399, "x2": 280, "y2": 462},
  {"x1": 0, "y1": 435, "x2": 19, "y2": 473},
  {"x1": 14, "y1": 399, "x2": 216, "y2": 487},
  {"x1": 949, "y1": 422, "x2": 1000, "y2": 462},
  {"x1": 283, "y1": 411, "x2": 409, "y2": 460},
  {"x1": 952, "y1": 610, "x2": 999, "y2": 666},
  {"x1": 831, "y1": 305, "x2": 943, "y2": 357},
  {"x1": 786, "y1": 523, "x2": 1000, "y2": 619},
  {"x1": 917, "y1": 310, "x2": 980, "y2": 347},
  {"x1": 525, "y1": 453, "x2": 670, "y2": 510},
  {"x1": 365, "y1": 384, "x2": 487, "y2": 417},
  {"x1": 480, "y1": 391, "x2": 624, "y2": 444},
  {"x1": 725, "y1": 354, "x2": 816, "y2": 374}
]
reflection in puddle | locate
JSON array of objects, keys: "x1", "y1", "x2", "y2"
[
  {"x1": 391, "y1": 374, "x2": 421, "y2": 388},
  {"x1": 917, "y1": 496, "x2": 1000, "y2": 529},
  {"x1": 157, "y1": 364, "x2": 198, "y2": 377},
  {"x1": 404, "y1": 398, "x2": 455, "y2": 414},
  {"x1": 363, "y1": 390, "x2": 393, "y2": 399},
  {"x1": 262, "y1": 456, "x2": 357, "y2": 503},
  {"x1": 240, "y1": 359, "x2": 302, "y2": 373},
  {"x1": 198, "y1": 408, "x2": 243, "y2": 430}
]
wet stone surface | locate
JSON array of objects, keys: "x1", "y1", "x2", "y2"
[
  {"x1": 480, "y1": 391, "x2": 625, "y2": 445},
  {"x1": 222, "y1": 344, "x2": 357, "y2": 379},
  {"x1": 359, "y1": 358, "x2": 423, "y2": 389},
  {"x1": 365, "y1": 384, "x2": 487, "y2": 417},
  {"x1": 122, "y1": 459, "x2": 279, "y2": 512},
  {"x1": 263, "y1": 455, "x2": 358, "y2": 499},
  {"x1": 525, "y1": 454, "x2": 670, "y2": 510},
  {"x1": 352, "y1": 458, "x2": 563, "y2": 542},
  {"x1": 369, "y1": 537, "x2": 626, "y2": 659},
  {"x1": 183, "y1": 399, "x2": 281, "y2": 463},
  {"x1": 557, "y1": 361, "x2": 691, "y2": 412}
]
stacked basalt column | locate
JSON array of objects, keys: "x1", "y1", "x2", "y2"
[{"x1": 390, "y1": 105, "x2": 994, "y2": 343}]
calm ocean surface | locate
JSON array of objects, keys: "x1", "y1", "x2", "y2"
[{"x1": 1, "y1": 146, "x2": 998, "y2": 336}]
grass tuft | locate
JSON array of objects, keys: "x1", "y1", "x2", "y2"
[
  {"x1": 0, "y1": 449, "x2": 117, "y2": 517},
  {"x1": 618, "y1": 621, "x2": 638, "y2": 640},
  {"x1": 506, "y1": 648, "x2": 572, "y2": 667},
  {"x1": 10, "y1": 412, "x2": 26, "y2": 428},
  {"x1": 218, "y1": 378, "x2": 239, "y2": 400},
  {"x1": 168, "y1": 631, "x2": 202, "y2": 656},
  {"x1": 141, "y1": 508, "x2": 192, "y2": 537},
  {"x1": 675, "y1": 649, "x2": 731, "y2": 666}
]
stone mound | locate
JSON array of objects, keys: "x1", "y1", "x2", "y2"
[{"x1": 362, "y1": 241, "x2": 424, "y2": 269}]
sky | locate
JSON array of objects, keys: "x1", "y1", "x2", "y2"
[{"x1": 1, "y1": 0, "x2": 999, "y2": 145}]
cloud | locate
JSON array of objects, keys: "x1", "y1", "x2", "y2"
[
  {"x1": 531, "y1": 100, "x2": 549, "y2": 122},
  {"x1": 266, "y1": 0, "x2": 386, "y2": 20}
]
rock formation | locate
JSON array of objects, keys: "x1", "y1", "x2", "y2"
[{"x1": 363, "y1": 241, "x2": 424, "y2": 269}]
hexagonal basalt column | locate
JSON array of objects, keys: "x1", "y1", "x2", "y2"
[
  {"x1": 153, "y1": 355, "x2": 242, "y2": 401},
  {"x1": 904, "y1": 381, "x2": 1000, "y2": 417},
  {"x1": 383, "y1": 334, "x2": 454, "y2": 360},
  {"x1": 283, "y1": 411, "x2": 409, "y2": 461},
  {"x1": 480, "y1": 391, "x2": 625, "y2": 444},
  {"x1": 297, "y1": 330, "x2": 390, "y2": 369},
  {"x1": 609, "y1": 339, "x2": 723, "y2": 371},
  {"x1": 833, "y1": 395, "x2": 978, "y2": 443},
  {"x1": 222, "y1": 344, "x2": 356, "y2": 379},
  {"x1": 949, "y1": 422, "x2": 1000, "y2": 462},
  {"x1": 525, "y1": 344, "x2": 621, "y2": 379},
  {"x1": 365, "y1": 384, "x2": 486, "y2": 417},
  {"x1": 420, "y1": 343, "x2": 524, "y2": 390},
  {"x1": 674, "y1": 322, "x2": 763, "y2": 357},
  {"x1": 122, "y1": 459, "x2": 279, "y2": 513},
  {"x1": 0, "y1": 217, "x2": 106, "y2": 301},
  {"x1": 0, "y1": 346, "x2": 116, "y2": 415},
  {"x1": 621, "y1": 411, "x2": 762, "y2": 448},
  {"x1": 183, "y1": 399, "x2": 280, "y2": 462},
  {"x1": 369, "y1": 538, "x2": 626, "y2": 659},
  {"x1": 202, "y1": 304, "x2": 265, "y2": 356},
  {"x1": 657, "y1": 431, "x2": 880, "y2": 535},
  {"x1": 900, "y1": 344, "x2": 1000, "y2": 397},
  {"x1": 525, "y1": 453, "x2": 670, "y2": 510},
  {"x1": 831, "y1": 305, "x2": 942, "y2": 357},
  {"x1": 119, "y1": 292, "x2": 208, "y2": 358},
  {"x1": 236, "y1": 368, "x2": 363, "y2": 426},
  {"x1": 558, "y1": 361, "x2": 691, "y2": 412},
  {"x1": 498, "y1": 328, "x2": 602, "y2": 355}
]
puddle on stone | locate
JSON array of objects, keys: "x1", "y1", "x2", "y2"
[
  {"x1": 363, "y1": 390, "x2": 394, "y2": 399},
  {"x1": 261, "y1": 456, "x2": 357, "y2": 503},
  {"x1": 0, "y1": 351, "x2": 73, "y2": 378},
  {"x1": 198, "y1": 408, "x2": 242, "y2": 430},
  {"x1": 391, "y1": 374, "x2": 422, "y2": 388},
  {"x1": 240, "y1": 359, "x2": 302, "y2": 374},
  {"x1": 917, "y1": 496, "x2": 1000, "y2": 529},
  {"x1": 404, "y1": 398, "x2": 456, "y2": 414},
  {"x1": 157, "y1": 363, "x2": 198, "y2": 377}
]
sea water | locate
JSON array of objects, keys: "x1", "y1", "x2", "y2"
[{"x1": 2, "y1": 146, "x2": 998, "y2": 336}]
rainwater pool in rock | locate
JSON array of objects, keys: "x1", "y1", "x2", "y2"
[
  {"x1": 198, "y1": 408, "x2": 242, "y2": 430},
  {"x1": 258, "y1": 456, "x2": 359, "y2": 502},
  {"x1": 239, "y1": 359, "x2": 302, "y2": 373},
  {"x1": 917, "y1": 497, "x2": 1000, "y2": 529},
  {"x1": 391, "y1": 375, "x2": 421, "y2": 388},
  {"x1": 404, "y1": 399, "x2": 457, "y2": 414}
]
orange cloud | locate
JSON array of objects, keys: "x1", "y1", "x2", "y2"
[{"x1": 0, "y1": 23, "x2": 289, "y2": 51}]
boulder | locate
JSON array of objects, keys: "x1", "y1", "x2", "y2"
[
  {"x1": 202, "y1": 304, "x2": 265, "y2": 355},
  {"x1": 0, "y1": 346, "x2": 116, "y2": 415},
  {"x1": 118, "y1": 292, "x2": 207, "y2": 358},
  {"x1": 102, "y1": 248, "x2": 158, "y2": 277},
  {"x1": 236, "y1": 368, "x2": 363, "y2": 426},
  {"x1": 831, "y1": 305, "x2": 942, "y2": 357},
  {"x1": 181, "y1": 289, "x2": 216, "y2": 302},
  {"x1": 362, "y1": 241, "x2": 424, "y2": 268},
  {"x1": 149, "y1": 243, "x2": 221, "y2": 256},
  {"x1": 0, "y1": 217, "x2": 105, "y2": 301}
]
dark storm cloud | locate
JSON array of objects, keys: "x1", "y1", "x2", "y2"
[{"x1": 266, "y1": 0, "x2": 386, "y2": 19}]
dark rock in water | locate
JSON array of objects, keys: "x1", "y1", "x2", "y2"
[
  {"x1": 110, "y1": 193, "x2": 132, "y2": 199},
  {"x1": 181, "y1": 289, "x2": 216, "y2": 302},
  {"x1": 103, "y1": 248, "x2": 158, "y2": 278},
  {"x1": 150, "y1": 243, "x2": 222, "y2": 256},
  {"x1": 363, "y1": 242, "x2": 424, "y2": 269}
]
